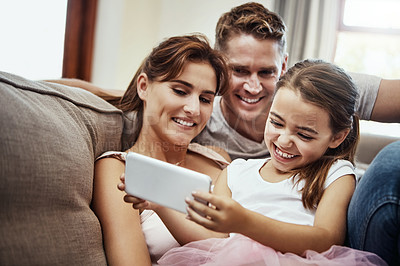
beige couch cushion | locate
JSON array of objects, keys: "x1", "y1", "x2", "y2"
[{"x1": 0, "y1": 71, "x2": 123, "y2": 265}]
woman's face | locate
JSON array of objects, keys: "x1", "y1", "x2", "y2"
[
  {"x1": 139, "y1": 62, "x2": 217, "y2": 147},
  {"x1": 264, "y1": 87, "x2": 345, "y2": 173}
]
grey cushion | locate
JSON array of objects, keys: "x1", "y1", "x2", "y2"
[{"x1": 0, "y1": 71, "x2": 123, "y2": 265}]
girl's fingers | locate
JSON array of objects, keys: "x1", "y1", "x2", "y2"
[
  {"x1": 191, "y1": 190, "x2": 212, "y2": 202},
  {"x1": 186, "y1": 206, "x2": 215, "y2": 229},
  {"x1": 192, "y1": 190, "x2": 225, "y2": 210},
  {"x1": 186, "y1": 197, "x2": 211, "y2": 215}
]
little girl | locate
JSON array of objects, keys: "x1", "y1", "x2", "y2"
[{"x1": 126, "y1": 60, "x2": 387, "y2": 265}]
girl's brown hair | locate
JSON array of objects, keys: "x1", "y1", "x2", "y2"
[{"x1": 275, "y1": 59, "x2": 360, "y2": 209}]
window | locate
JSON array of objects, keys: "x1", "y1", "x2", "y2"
[
  {"x1": 0, "y1": 0, "x2": 68, "y2": 80},
  {"x1": 334, "y1": 0, "x2": 400, "y2": 137},
  {"x1": 0, "y1": 0, "x2": 97, "y2": 81},
  {"x1": 334, "y1": 0, "x2": 400, "y2": 79}
]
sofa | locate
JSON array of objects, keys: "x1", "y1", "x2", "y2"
[{"x1": 0, "y1": 71, "x2": 398, "y2": 265}]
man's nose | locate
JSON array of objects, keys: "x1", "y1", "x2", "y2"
[{"x1": 244, "y1": 74, "x2": 262, "y2": 94}]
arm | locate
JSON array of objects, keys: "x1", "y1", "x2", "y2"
[
  {"x1": 45, "y1": 78, "x2": 125, "y2": 98},
  {"x1": 370, "y1": 79, "x2": 400, "y2": 123},
  {"x1": 92, "y1": 158, "x2": 151, "y2": 266},
  {"x1": 187, "y1": 174, "x2": 355, "y2": 255}
]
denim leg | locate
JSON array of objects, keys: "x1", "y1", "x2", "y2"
[{"x1": 347, "y1": 141, "x2": 400, "y2": 266}]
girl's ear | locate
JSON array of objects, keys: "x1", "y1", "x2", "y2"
[
  {"x1": 329, "y1": 128, "x2": 350, "y2": 149},
  {"x1": 137, "y1": 73, "x2": 149, "y2": 101}
]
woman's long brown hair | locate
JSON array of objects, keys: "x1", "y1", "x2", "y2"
[{"x1": 103, "y1": 34, "x2": 229, "y2": 143}]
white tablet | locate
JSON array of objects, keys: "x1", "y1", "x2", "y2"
[{"x1": 124, "y1": 152, "x2": 212, "y2": 214}]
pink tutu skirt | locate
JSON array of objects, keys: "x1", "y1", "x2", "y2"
[{"x1": 158, "y1": 234, "x2": 387, "y2": 266}]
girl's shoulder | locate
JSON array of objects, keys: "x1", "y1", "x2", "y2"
[
  {"x1": 228, "y1": 157, "x2": 269, "y2": 173},
  {"x1": 325, "y1": 159, "x2": 355, "y2": 188}
]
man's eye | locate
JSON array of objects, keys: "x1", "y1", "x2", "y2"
[
  {"x1": 232, "y1": 67, "x2": 248, "y2": 75},
  {"x1": 259, "y1": 70, "x2": 275, "y2": 77}
]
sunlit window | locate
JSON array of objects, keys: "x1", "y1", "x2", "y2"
[
  {"x1": 0, "y1": 0, "x2": 68, "y2": 80},
  {"x1": 334, "y1": 0, "x2": 400, "y2": 137},
  {"x1": 334, "y1": 0, "x2": 400, "y2": 79}
]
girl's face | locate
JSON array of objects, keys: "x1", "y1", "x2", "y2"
[
  {"x1": 264, "y1": 87, "x2": 346, "y2": 173},
  {"x1": 139, "y1": 62, "x2": 217, "y2": 147}
]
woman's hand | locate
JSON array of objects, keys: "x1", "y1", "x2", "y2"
[
  {"x1": 185, "y1": 190, "x2": 248, "y2": 234},
  {"x1": 117, "y1": 173, "x2": 162, "y2": 211}
]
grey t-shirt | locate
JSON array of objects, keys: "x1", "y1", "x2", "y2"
[{"x1": 193, "y1": 73, "x2": 381, "y2": 160}]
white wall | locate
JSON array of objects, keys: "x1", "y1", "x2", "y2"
[{"x1": 91, "y1": 0, "x2": 274, "y2": 91}]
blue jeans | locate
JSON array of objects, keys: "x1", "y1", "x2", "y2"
[{"x1": 347, "y1": 141, "x2": 400, "y2": 266}]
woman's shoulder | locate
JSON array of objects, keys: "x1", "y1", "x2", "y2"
[
  {"x1": 96, "y1": 151, "x2": 127, "y2": 162},
  {"x1": 188, "y1": 143, "x2": 231, "y2": 168}
]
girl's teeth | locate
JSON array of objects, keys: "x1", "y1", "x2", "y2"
[
  {"x1": 174, "y1": 118, "x2": 194, "y2": 127},
  {"x1": 276, "y1": 147, "x2": 295, "y2": 159}
]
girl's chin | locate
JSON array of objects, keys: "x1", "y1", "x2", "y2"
[{"x1": 270, "y1": 158, "x2": 294, "y2": 173}]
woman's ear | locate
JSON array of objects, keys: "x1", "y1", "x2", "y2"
[
  {"x1": 329, "y1": 128, "x2": 350, "y2": 149},
  {"x1": 137, "y1": 73, "x2": 149, "y2": 101}
]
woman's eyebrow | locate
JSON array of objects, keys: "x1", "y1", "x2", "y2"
[
  {"x1": 170, "y1": 79, "x2": 216, "y2": 95},
  {"x1": 170, "y1": 79, "x2": 192, "y2": 88}
]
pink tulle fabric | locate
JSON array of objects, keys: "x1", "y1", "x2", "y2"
[{"x1": 158, "y1": 234, "x2": 387, "y2": 266}]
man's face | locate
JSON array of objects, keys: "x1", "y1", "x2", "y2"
[{"x1": 221, "y1": 34, "x2": 287, "y2": 128}]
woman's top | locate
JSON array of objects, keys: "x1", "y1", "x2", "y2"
[
  {"x1": 96, "y1": 143, "x2": 230, "y2": 265},
  {"x1": 227, "y1": 158, "x2": 355, "y2": 226}
]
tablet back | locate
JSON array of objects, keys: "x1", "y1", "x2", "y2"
[{"x1": 124, "y1": 152, "x2": 212, "y2": 214}]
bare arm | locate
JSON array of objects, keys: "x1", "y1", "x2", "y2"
[
  {"x1": 45, "y1": 78, "x2": 125, "y2": 98},
  {"x1": 187, "y1": 173, "x2": 355, "y2": 255},
  {"x1": 370, "y1": 79, "x2": 400, "y2": 123},
  {"x1": 92, "y1": 158, "x2": 151, "y2": 266}
]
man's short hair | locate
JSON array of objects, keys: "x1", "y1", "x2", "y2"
[{"x1": 215, "y1": 2, "x2": 287, "y2": 55}]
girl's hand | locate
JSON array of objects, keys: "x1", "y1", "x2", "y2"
[{"x1": 185, "y1": 190, "x2": 247, "y2": 233}]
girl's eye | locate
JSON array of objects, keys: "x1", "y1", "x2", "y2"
[
  {"x1": 173, "y1": 88, "x2": 186, "y2": 95},
  {"x1": 298, "y1": 133, "x2": 313, "y2": 140},
  {"x1": 270, "y1": 119, "x2": 283, "y2": 127}
]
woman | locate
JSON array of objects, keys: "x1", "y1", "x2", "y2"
[{"x1": 92, "y1": 34, "x2": 230, "y2": 265}]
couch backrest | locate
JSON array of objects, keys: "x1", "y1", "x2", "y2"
[{"x1": 0, "y1": 71, "x2": 123, "y2": 265}]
